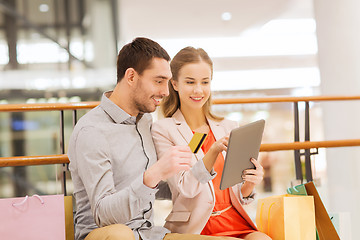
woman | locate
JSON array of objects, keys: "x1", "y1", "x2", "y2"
[{"x1": 151, "y1": 47, "x2": 271, "y2": 240}]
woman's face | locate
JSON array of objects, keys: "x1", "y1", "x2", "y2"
[{"x1": 172, "y1": 61, "x2": 212, "y2": 112}]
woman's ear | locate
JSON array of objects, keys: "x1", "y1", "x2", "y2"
[{"x1": 171, "y1": 79, "x2": 179, "y2": 91}]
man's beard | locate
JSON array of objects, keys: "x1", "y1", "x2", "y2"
[
  {"x1": 133, "y1": 95, "x2": 156, "y2": 114},
  {"x1": 134, "y1": 101, "x2": 153, "y2": 114}
]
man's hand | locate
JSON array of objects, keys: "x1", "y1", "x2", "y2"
[{"x1": 143, "y1": 146, "x2": 192, "y2": 188}]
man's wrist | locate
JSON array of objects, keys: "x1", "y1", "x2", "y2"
[{"x1": 143, "y1": 167, "x2": 161, "y2": 188}]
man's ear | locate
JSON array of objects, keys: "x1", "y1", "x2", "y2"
[
  {"x1": 124, "y1": 68, "x2": 136, "y2": 85},
  {"x1": 171, "y1": 79, "x2": 179, "y2": 91}
]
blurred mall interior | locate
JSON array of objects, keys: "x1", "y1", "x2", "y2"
[{"x1": 0, "y1": 0, "x2": 359, "y2": 239}]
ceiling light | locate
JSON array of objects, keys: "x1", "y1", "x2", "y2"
[
  {"x1": 221, "y1": 12, "x2": 232, "y2": 21},
  {"x1": 39, "y1": 4, "x2": 49, "y2": 13}
]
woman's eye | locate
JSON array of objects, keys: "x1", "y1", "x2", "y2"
[{"x1": 186, "y1": 81, "x2": 194, "y2": 84}]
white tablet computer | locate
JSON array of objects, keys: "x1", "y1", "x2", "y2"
[{"x1": 219, "y1": 119, "x2": 265, "y2": 190}]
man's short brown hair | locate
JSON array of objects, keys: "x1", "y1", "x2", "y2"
[{"x1": 116, "y1": 37, "x2": 170, "y2": 83}]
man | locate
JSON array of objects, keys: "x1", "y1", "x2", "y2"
[{"x1": 68, "y1": 37, "x2": 239, "y2": 240}]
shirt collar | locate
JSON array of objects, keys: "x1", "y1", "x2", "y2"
[{"x1": 100, "y1": 91, "x2": 139, "y2": 124}]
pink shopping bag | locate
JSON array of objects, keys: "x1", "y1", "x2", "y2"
[{"x1": 0, "y1": 194, "x2": 66, "y2": 240}]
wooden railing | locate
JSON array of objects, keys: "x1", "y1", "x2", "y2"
[
  {"x1": 1, "y1": 95, "x2": 360, "y2": 182},
  {"x1": 0, "y1": 102, "x2": 99, "y2": 112},
  {"x1": 0, "y1": 155, "x2": 69, "y2": 167},
  {"x1": 212, "y1": 95, "x2": 360, "y2": 104},
  {"x1": 1, "y1": 139, "x2": 360, "y2": 168},
  {"x1": 2, "y1": 95, "x2": 360, "y2": 112}
]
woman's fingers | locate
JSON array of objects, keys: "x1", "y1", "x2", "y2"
[
  {"x1": 250, "y1": 158, "x2": 263, "y2": 170},
  {"x1": 242, "y1": 158, "x2": 264, "y2": 185},
  {"x1": 242, "y1": 174, "x2": 263, "y2": 185}
]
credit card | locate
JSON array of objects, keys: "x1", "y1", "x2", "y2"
[{"x1": 188, "y1": 132, "x2": 208, "y2": 153}]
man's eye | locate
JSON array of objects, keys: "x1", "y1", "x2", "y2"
[
  {"x1": 186, "y1": 81, "x2": 194, "y2": 84},
  {"x1": 202, "y1": 81, "x2": 209, "y2": 84}
]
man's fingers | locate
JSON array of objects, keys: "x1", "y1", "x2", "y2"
[
  {"x1": 173, "y1": 162, "x2": 191, "y2": 173},
  {"x1": 177, "y1": 153, "x2": 192, "y2": 160},
  {"x1": 167, "y1": 146, "x2": 192, "y2": 159},
  {"x1": 177, "y1": 165, "x2": 191, "y2": 172},
  {"x1": 174, "y1": 145, "x2": 192, "y2": 152}
]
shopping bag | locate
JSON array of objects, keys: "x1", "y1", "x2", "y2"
[
  {"x1": 0, "y1": 194, "x2": 66, "y2": 240},
  {"x1": 256, "y1": 194, "x2": 316, "y2": 240},
  {"x1": 329, "y1": 212, "x2": 352, "y2": 240},
  {"x1": 287, "y1": 182, "x2": 340, "y2": 240},
  {"x1": 64, "y1": 195, "x2": 75, "y2": 240},
  {"x1": 287, "y1": 184, "x2": 320, "y2": 239}
]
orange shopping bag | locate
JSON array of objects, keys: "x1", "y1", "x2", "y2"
[{"x1": 256, "y1": 194, "x2": 316, "y2": 240}]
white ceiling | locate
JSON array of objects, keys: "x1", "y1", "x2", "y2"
[
  {"x1": 117, "y1": 0, "x2": 317, "y2": 73},
  {"x1": 0, "y1": 0, "x2": 318, "y2": 96},
  {"x1": 119, "y1": 0, "x2": 314, "y2": 40}
]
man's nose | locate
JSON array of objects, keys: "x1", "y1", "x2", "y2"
[{"x1": 162, "y1": 83, "x2": 170, "y2": 96}]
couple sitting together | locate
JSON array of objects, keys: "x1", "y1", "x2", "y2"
[{"x1": 68, "y1": 37, "x2": 272, "y2": 240}]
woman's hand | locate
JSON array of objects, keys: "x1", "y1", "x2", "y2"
[
  {"x1": 242, "y1": 158, "x2": 264, "y2": 186},
  {"x1": 209, "y1": 135, "x2": 229, "y2": 154},
  {"x1": 240, "y1": 158, "x2": 264, "y2": 197},
  {"x1": 203, "y1": 135, "x2": 229, "y2": 172}
]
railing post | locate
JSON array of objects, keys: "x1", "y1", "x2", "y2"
[
  {"x1": 293, "y1": 102, "x2": 303, "y2": 182},
  {"x1": 60, "y1": 110, "x2": 67, "y2": 196},
  {"x1": 11, "y1": 112, "x2": 27, "y2": 196},
  {"x1": 304, "y1": 101, "x2": 313, "y2": 182},
  {"x1": 72, "y1": 109, "x2": 78, "y2": 127}
]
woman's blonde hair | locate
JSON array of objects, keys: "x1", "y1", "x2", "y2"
[{"x1": 161, "y1": 46, "x2": 223, "y2": 121}]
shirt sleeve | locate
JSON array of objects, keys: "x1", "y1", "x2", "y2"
[
  {"x1": 152, "y1": 121, "x2": 215, "y2": 199},
  {"x1": 74, "y1": 126, "x2": 158, "y2": 227}
]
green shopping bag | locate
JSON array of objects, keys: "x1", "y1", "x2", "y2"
[{"x1": 287, "y1": 182, "x2": 340, "y2": 240}]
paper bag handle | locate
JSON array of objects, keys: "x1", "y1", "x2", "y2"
[
  {"x1": 259, "y1": 202, "x2": 276, "y2": 234},
  {"x1": 12, "y1": 194, "x2": 44, "y2": 207}
]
